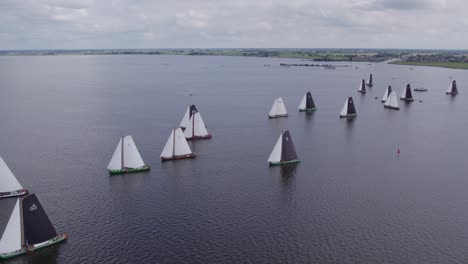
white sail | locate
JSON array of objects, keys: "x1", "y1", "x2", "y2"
[
  {"x1": 381, "y1": 87, "x2": 390, "y2": 102},
  {"x1": 179, "y1": 106, "x2": 191, "y2": 129},
  {"x1": 107, "y1": 137, "x2": 123, "y2": 170},
  {"x1": 400, "y1": 88, "x2": 407, "y2": 99},
  {"x1": 184, "y1": 112, "x2": 210, "y2": 138},
  {"x1": 358, "y1": 81, "x2": 366, "y2": 92},
  {"x1": 267, "y1": 134, "x2": 282, "y2": 163},
  {"x1": 0, "y1": 199, "x2": 22, "y2": 254},
  {"x1": 446, "y1": 84, "x2": 452, "y2": 93},
  {"x1": 298, "y1": 94, "x2": 307, "y2": 110},
  {"x1": 160, "y1": 130, "x2": 175, "y2": 158},
  {"x1": 122, "y1": 136, "x2": 145, "y2": 168},
  {"x1": 174, "y1": 128, "x2": 192, "y2": 155},
  {"x1": 161, "y1": 128, "x2": 193, "y2": 158},
  {"x1": 269, "y1": 97, "x2": 287, "y2": 117},
  {"x1": 0, "y1": 156, "x2": 22, "y2": 193},
  {"x1": 339, "y1": 99, "x2": 348, "y2": 117},
  {"x1": 384, "y1": 91, "x2": 399, "y2": 109}
]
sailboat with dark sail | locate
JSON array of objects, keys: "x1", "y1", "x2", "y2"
[
  {"x1": 267, "y1": 130, "x2": 300, "y2": 166},
  {"x1": 180, "y1": 105, "x2": 198, "y2": 130},
  {"x1": 184, "y1": 112, "x2": 212, "y2": 140},
  {"x1": 107, "y1": 136, "x2": 150, "y2": 174},
  {"x1": 0, "y1": 194, "x2": 67, "y2": 260},
  {"x1": 446, "y1": 80, "x2": 458, "y2": 95},
  {"x1": 161, "y1": 128, "x2": 196, "y2": 161},
  {"x1": 366, "y1": 74, "x2": 373, "y2": 87},
  {"x1": 0, "y1": 156, "x2": 28, "y2": 199},
  {"x1": 381, "y1": 85, "x2": 392, "y2": 102},
  {"x1": 400, "y1": 84, "x2": 414, "y2": 101},
  {"x1": 298, "y1": 92, "x2": 317, "y2": 112},
  {"x1": 358, "y1": 79, "x2": 366, "y2": 93},
  {"x1": 339, "y1": 97, "x2": 357, "y2": 118}
]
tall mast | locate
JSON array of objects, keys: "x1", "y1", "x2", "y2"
[
  {"x1": 192, "y1": 114, "x2": 195, "y2": 137},
  {"x1": 172, "y1": 129, "x2": 176, "y2": 157},
  {"x1": 120, "y1": 137, "x2": 124, "y2": 169}
]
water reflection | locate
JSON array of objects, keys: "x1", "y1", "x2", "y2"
[{"x1": 280, "y1": 164, "x2": 298, "y2": 186}]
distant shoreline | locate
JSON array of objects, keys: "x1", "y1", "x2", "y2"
[{"x1": 390, "y1": 61, "x2": 468, "y2": 70}]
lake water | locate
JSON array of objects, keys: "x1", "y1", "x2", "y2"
[{"x1": 1, "y1": 55, "x2": 468, "y2": 263}]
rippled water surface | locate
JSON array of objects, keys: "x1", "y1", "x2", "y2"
[{"x1": 1, "y1": 55, "x2": 468, "y2": 263}]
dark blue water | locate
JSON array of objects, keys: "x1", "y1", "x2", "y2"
[{"x1": 1, "y1": 55, "x2": 468, "y2": 263}]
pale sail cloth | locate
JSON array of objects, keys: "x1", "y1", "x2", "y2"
[
  {"x1": 184, "y1": 112, "x2": 210, "y2": 138},
  {"x1": 384, "y1": 91, "x2": 399, "y2": 109},
  {"x1": 107, "y1": 136, "x2": 145, "y2": 170},
  {"x1": 381, "y1": 86, "x2": 392, "y2": 102},
  {"x1": 179, "y1": 105, "x2": 198, "y2": 129},
  {"x1": 269, "y1": 97, "x2": 287, "y2": 117},
  {"x1": 161, "y1": 128, "x2": 193, "y2": 158},
  {"x1": 339, "y1": 99, "x2": 348, "y2": 117},
  {"x1": 0, "y1": 199, "x2": 22, "y2": 254},
  {"x1": 298, "y1": 94, "x2": 307, "y2": 110},
  {"x1": 267, "y1": 134, "x2": 283, "y2": 163},
  {"x1": 0, "y1": 156, "x2": 23, "y2": 193}
]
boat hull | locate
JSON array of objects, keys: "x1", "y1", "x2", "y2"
[
  {"x1": 268, "y1": 114, "x2": 288, "y2": 118},
  {"x1": 384, "y1": 105, "x2": 400, "y2": 110},
  {"x1": 339, "y1": 114, "x2": 357, "y2": 118},
  {"x1": 269, "y1": 160, "x2": 301, "y2": 166},
  {"x1": 358, "y1": 90, "x2": 366, "y2": 93},
  {"x1": 108, "y1": 166, "x2": 150, "y2": 175},
  {"x1": 186, "y1": 134, "x2": 212, "y2": 140},
  {"x1": 299, "y1": 108, "x2": 316, "y2": 112},
  {"x1": 446, "y1": 92, "x2": 458, "y2": 95},
  {"x1": 161, "y1": 153, "x2": 196, "y2": 161},
  {"x1": 0, "y1": 189, "x2": 28, "y2": 199},
  {"x1": 414, "y1": 89, "x2": 428, "y2": 92},
  {"x1": 400, "y1": 98, "x2": 414, "y2": 101},
  {"x1": 0, "y1": 233, "x2": 67, "y2": 260}
]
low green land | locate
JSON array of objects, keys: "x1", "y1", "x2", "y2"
[{"x1": 390, "y1": 61, "x2": 468, "y2": 70}]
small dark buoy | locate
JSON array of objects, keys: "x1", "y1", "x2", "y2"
[
  {"x1": 397, "y1": 148, "x2": 400, "y2": 155},
  {"x1": 374, "y1": 97, "x2": 378, "y2": 99},
  {"x1": 189, "y1": 93, "x2": 193, "y2": 96},
  {"x1": 419, "y1": 100, "x2": 422, "y2": 103}
]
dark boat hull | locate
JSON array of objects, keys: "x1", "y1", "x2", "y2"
[
  {"x1": 161, "y1": 153, "x2": 196, "y2": 161},
  {"x1": 108, "y1": 166, "x2": 150, "y2": 175}
]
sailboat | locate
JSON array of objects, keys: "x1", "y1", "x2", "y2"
[
  {"x1": 107, "y1": 136, "x2": 150, "y2": 175},
  {"x1": 400, "y1": 84, "x2": 414, "y2": 101},
  {"x1": 267, "y1": 130, "x2": 300, "y2": 166},
  {"x1": 366, "y1": 74, "x2": 373, "y2": 86},
  {"x1": 358, "y1": 79, "x2": 366, "y2": 93},
  {"x1": 184, "y1": 112, "x2": 212, "y2": 140},
  {"x1": 446, "y1": 80, "x2": 458, "y2": 95},
  {"x1": 180, "y1": 105, "x2": 198, "y2": 130},
  {"x1": 268, "y1": 97, "x2": 288, "y2": 118},
  {"x1": 339, "y1": 97, "x2": 357, "y2": 118},
  {"x1": 161, "y1": 128, "x2": 196, "y2": 161},
  {"x1": 0, "y1": 194, "x2": 67, "y2": 260},
  {"x1": 381, "y1": 85, "x2": 392, "y2": 102},
  {"x1": 384, "y1": 91, "x2": 400, "y2": 110},
  {"x1": 0, "y1": 156, "x2": 28, "y2": 199},
  {"x1": 298, "y1": 92, "x2": 316, "y2": 112}
]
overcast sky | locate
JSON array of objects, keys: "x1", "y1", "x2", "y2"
[{"x1": 0, "y1": 0, "x2": 465, "y2": 50}]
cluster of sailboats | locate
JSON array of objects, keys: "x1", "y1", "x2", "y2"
[
  {"x1": 107, "y1": 105, "x2": 212, "y2": 174},
  {"x1": 0, "y1": 156, "x2": 67, "y2": 259}
]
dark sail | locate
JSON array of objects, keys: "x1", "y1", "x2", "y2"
[
  {"x1": 281, "y1": 131, "x2": 298, "y2": 162},
  {"x1": 189, "y1": 105, "x2": 198, "y2": 118},
  {"x1": 21, "y1": 194, "x2": 57, "y2": 246},
  {"x1": 452, "y1": 80, "x2": 458, "y2": 93},
  {"x1": 387, "y1": 85, "x2": 392, "y2": 96},
  {"x1": 360, "y1": 79, "x2": 366, "y2": 92},
  {"x1": 347, "y1": 97, "x2": 356, "y2": 115},
  {"x1": 306, "y1": 92, "x2": 315, "y2": 109},
  {"x1": 368, "y1": 74, "x2": 373, "y2": 86},
  {"x1": 405, "y1": 84, "x2": 413, "y2": 99}
]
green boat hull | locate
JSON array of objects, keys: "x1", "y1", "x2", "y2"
[
  {"x1": 299, "y1": 108, "x2": 317, "y2": 112},
  {"x1": 109, "y1": 166, "x2": 150, "y2": 175},
  {"x1": 0, "y1": 234, "x2": 67, "y2": 260},
  {"x1": 269, "y1": 160, "x2": 301, "y2": 166}
]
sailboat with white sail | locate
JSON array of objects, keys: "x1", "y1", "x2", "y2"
[
  {"x1": 400, "y1": 84, "x2": 414, "y2": 101},
  {"x1": 339, "y1": 97, "x2": 357, "y2": 118},
  {"x1": 268, "y1": 97, "x2": 288, "y2": 118},
  {"x1": 161, "y1": 128, "x2": 196, "y2": 161},
  {"x1": 107, "y1": 136, "x2": 150, "y2": 174},
  {"x1": 184, "y1": 112, "x2": 212, "y2": 140},
  {"x1": 446, "y1": 80, "x2": 458, "y2": 95},
  {"x1": 366, "y1": 74, "x2": 373, "y2": 87},
  {"x1": 298, "y1": 92, "x2": 317, "y2": 112},
  {"x1": 384, "y1": 91, "x2": 399, "y2": 110},
  {"x1": 358, "y1": 79, "x2": 366, "y2": 93},
  {"x1": 381, "y1": 85, "x2": 392, "y2": 102},
  {"x1": 180, "y1": 105, "x2": 198, "y2": 130},
  {"x1": 267, "y1": 130, "x2": 300, "y2": 166},
  {"x1": 0, "y1": 156, "x2": 28, "y2": 199},
  {"x1": 0, "y1": 194, "x2": 67, "y2": 260}
]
